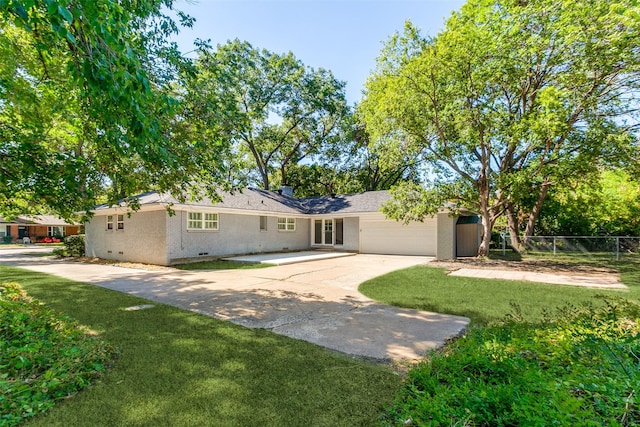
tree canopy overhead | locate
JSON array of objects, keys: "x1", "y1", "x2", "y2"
[
  {"x1": 360, "y1": 0, "x2": 640, "y2": 256},
  {"x1": 187, "y1": 39, "x2": 350, "y2": 193},
  {"x1": 0, "y1": 0, "x2": 227, "y2": 219}
]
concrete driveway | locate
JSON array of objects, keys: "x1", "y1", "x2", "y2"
[{"x1": 0, "y1": 247, "x2": 469, "y2": 361}]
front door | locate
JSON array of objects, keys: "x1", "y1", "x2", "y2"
[{"x1": 313, "y1": 218, "x2": 344, "y2": 247}]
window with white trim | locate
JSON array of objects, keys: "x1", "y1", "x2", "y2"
[
  {"x1": 106, "y1": 215, "x2": 114, "y2": 230},
  {"x1": 204, "y1": 213, "x2": 219, "y2": 230},
  {"x1": 188, "y1": 212, "x2": 219, "y2": 231},
  {"x1": 277, "y1": 217, "x2": 295, "y2": 231},
  {"x1": 117, "y1": 214, "x2": 124, "y2": 230},
  {"x1": 47, "y1": 226, "x2": 65, "y2": 237},
  {"x1": 260, "y1": 216, "x2": 268, "y2": 231}
]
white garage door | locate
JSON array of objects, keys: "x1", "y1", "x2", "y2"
[{"x1": 360, "y1": 218, "x2": 437, "y2": 256}]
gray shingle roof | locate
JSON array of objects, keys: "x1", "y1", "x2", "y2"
[
  {"x1": 93, "y1": 188, "x2": 391, "y2": 215},
  {"x1": 300, "y1": 191, "x2": 392, "y2": 214}
]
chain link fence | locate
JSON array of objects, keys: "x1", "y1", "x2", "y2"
[{"x1": 497, "y1": 235, "x2": 640, "y2": 261}]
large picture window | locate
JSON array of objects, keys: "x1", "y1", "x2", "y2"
[
  {"x1": 277, "y1": 217, "x2": 296, "y2": 231},
  {"x1": 188, "y1": 212, "x2": 219, "y2": 231},
  {"x1": 47, "y1": 226, "x2": 65, "y2": 237}
]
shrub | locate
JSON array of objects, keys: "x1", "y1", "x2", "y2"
[
  {"x1": 2, "y1": 236, "x2": 11, "y2": 244},
  {"x1": 62, "y1": 234, "x2": 85, "y2": 257},
  {"x1": 0, "y1": 282, "x2": 116, "y2": 426},
  {"x1": 383, "y1": 298, "x2": 640, "y2": 426}
]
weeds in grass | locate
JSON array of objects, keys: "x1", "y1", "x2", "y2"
[
  {"x1": 0, "y1": 282, "x2": 116, "y2": 426},
  {"x1": 382, "y1": 297, "x2": 640, "y2": 426}
]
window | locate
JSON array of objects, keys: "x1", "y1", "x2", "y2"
[
  {"x1": 204, "y1": 213, "x2": 219, "y2": 230},
  {"x1": 106, "y1": 215, "x2": 114, "y2": 230},
  {"x1": 117, "y1": 214, "x2": 124, "y2": 230},
  {"x1": 47, "y1": 226, "x2": 65, "y2": 237},
  {"x1": 188, "y1": 212, "x2": 219, "y2": 231},
  {"x1": 260, "y1": 216, "x2": 268, "y2": 231},
  {"x1": 277, "y1": 217, "x2": 295, "y2": 231},
  {"x1": 0, "y1": 225, "x2": 7, "y2": 237},
  {"x1": 188, "y1": 212, "x2": 202, "y2": 229}
]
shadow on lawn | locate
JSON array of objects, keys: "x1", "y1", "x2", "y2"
[
  {"x1": 1, "y1": 267, "x2": 401, "y2": 426},
  {"x1": 0, "y1": 251, "x2": 468, "y2": 362}
]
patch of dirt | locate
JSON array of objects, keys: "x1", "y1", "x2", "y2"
[{"x1": 429, "y1": 258, "x2": 619, "y2": 279}]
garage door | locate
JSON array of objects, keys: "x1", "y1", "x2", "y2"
[{"x1": 360, "y1": 218, "x2": 437, "y2": 256}]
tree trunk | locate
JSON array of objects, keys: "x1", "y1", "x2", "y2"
[
  {"x1": 505, "y1": 202, "x2": 523, "y2": 253},
  {"x1": 261, "y1": 173, "x2": 270, "y2": 191},
  {"x1": 478, "y1": 213, "x2": 494, "y2": 257},
  {"x1": 477, "y1": 175, "x2": 494, "y2": 257},
  {"x1": 522, "y1": 178, "x2": 551, "y2": 246}
]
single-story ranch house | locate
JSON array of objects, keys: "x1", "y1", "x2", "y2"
[
  {"x1": 0, "y1": 215, "x2": 80, "y2": 243},
  {"x1": 84, "y1": 188, "x2": 480, "y2": 266}
]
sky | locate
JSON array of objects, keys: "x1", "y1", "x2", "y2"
[{"x1": 170, "y1": 0, "x2": 466, "y2": 105}]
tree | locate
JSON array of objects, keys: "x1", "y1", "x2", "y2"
[
  {"x1": 0, "y1": 0, "x2": 223, "y2": 219},
  {"x1": 536, "y1": 169, "x2": 640, "y2": 236},
  {"x1": 188, "y1": 39, "x2": 350, "y2": 191},
  {"x1": 360, "y1": 0, "x2": 640, "y2": 256}
]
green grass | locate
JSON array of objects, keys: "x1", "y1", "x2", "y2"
[
  {"x1": 175, "y1": 260, "x2": 274, "y2": 270},
  {"x1": 359, "y1": 255, "x2": 640, "y2": 326},
  {"x1": 0, "y1": 266, "x2": 400, "y2": 427},
  {"x1": 361, "y1": 252, "x2": 640, "y2": 426},
  {"x1": 2, "y1": 283, "x2": 116, "y2": 426},
  {"x1": 383, "y1": 299, "x2": 640, "y2": 426}
]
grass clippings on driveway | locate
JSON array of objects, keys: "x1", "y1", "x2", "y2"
[{"x1": 0, "y1": 266, "x2": 400, "y2": 427}]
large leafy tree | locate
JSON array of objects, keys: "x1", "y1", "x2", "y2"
[
  {"x1": 360, "y1": 0, "x2": 640, "y2": 256},
  {"x1": 0, "y1": 0, "x2": 224, "y2": 219},
  {"x1": 536, "y1": 169, "x2": 640, "y2": 236},
  {"x1": 188, "y1": 39, "x2": 350, "y2": 191}
]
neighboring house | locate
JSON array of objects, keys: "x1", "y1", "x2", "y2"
[
  {"x1": 0, "y1": 215, "x2": 80, "y2": 243},
  {"x1": 84, "y1": 188, "x2": 480, "y2": 266}
]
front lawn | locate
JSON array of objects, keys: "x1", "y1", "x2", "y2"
[
  {"x1": 360, "y1": 255, "x2": 640, "y2": 426},
  {"x1": 359, "y1": 256, "x2": 639, "y2": 326},
  {"x1": 0, "y1": 266, "x2": 400, "y2": 426}
]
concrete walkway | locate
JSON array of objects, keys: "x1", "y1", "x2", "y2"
[
  {"x1": 449, "y1": 267, "x2": 627, "y2": 290},
  {"x1": 0, "y1": 247, "x2": 469, "y2": 362}
]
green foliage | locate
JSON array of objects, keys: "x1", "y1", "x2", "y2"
[
  {"x1": 383, "y1": 299, "x2": 640, "y2": 426},
  {"x1": 0, "y1": 282, "x2": 115, "y2": 426},
  {"x1": 0, "y1": 266, "x2": 400, "y2": 426},
  {"x1": 0, "y1": 1, "x2": 226, "y2": 219},
  {"x1": 536, "y1": 169, "x2": 640, "y2": 236},
  {"x1": 62, "y1": 234, "x2": 85, "y2": 257},
  {"x1": 360, "y1": 0, "x2": 640, "y2": 255},
  {"x1": 187, "y1": 39, "x2": 350, "y2": 191}
]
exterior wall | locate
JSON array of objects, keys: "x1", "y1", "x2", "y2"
[
  {"x1": 436, "y1": 212, "x2": 457, "y2": 260},
  {"x1": 167, "y1": 211, "x2": 311, "y2": 263},
  {"x1": 3, "y1": 224, "x2": 80, "y2": 242},
  {"x1": 85, "y1": 211, "x2": 168, "y2": 265},
  {"x1": 341, "y1": 217, "x2": 359, "y2": 251}
]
